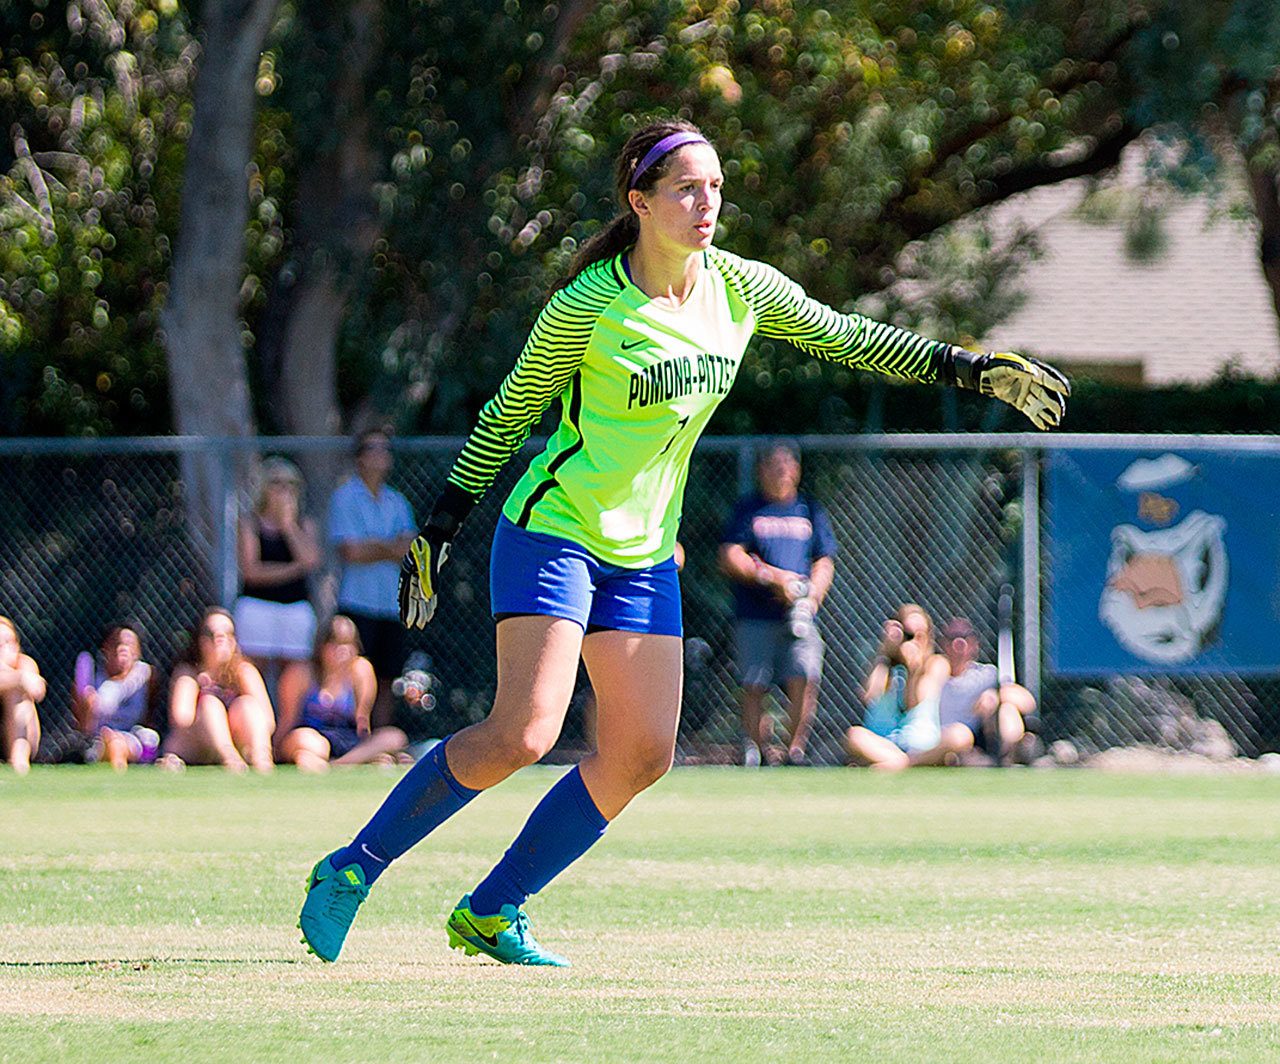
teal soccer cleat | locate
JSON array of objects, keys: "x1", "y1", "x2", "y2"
[
  {"x1": 298, "y1": 852, "x2": 370, "y2": 962},
  {"x1": 446, "y1": 894, "x2": 570, "y2": 967}
]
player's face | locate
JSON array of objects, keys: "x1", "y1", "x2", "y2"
[{"x1": 634, "y1": 144, "x2": 723, "y2": 252}]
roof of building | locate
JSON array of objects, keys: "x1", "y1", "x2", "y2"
[{"x1": 978, "y1": 142, "x2": 1280, "y2": 384}]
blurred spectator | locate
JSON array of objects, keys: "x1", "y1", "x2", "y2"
[
  {"x1": 328, "y1": 429, "x2": 416, "y2": 727},
  {"x1": 160, "y1": 607, "x2": 275, "y2": 774},
  {"x1": 911, "y1": 617, "x2": 1037, "y2": 766},
  {"x1": 233, "y1": 457, "x2": 321, "y2": 700},
  {"x1": 719, "y1": 442, "x2": 835, "y2": 766},
  {"x1": 0, "y1": 616, "x2": 45, "y2": 774},
  {"x1": 71, "y1": 623, "x2": 162, "y2": 771},
  {"x1": 275, "y1": 614, "x2": 407, "y2": 772},
  {"x1": 845, "y1": 604, "x2": 948, "y2": 771}
]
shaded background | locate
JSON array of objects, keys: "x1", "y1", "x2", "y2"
[{"x1": 2, "y1": 1, "x2": 1279, "y2": 763}]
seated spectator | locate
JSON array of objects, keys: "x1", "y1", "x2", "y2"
[
  {"x1": 233, "y1": 457, "x2": 321, "y2": 698},
  {"x1": 0, "y1": 616, "x2": 45, "y2": 775},
  {"x1": 275, "y1": 615, "x2": 407, "y2": 772},
  {"x1": 911, "y1": 617, "x2": 1037, "y2": 766},
  {"x1": 845, "y1": 604, "x2": 948, "y2": 771},
  {"x1": 71, "y1": 623, "x2": 162, "y2": 771},
  {"x1": 160, "y1": 607, "x2": 275, "y2": 774}
]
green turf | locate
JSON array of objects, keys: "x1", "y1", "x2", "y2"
[{"x1": 2, "y1": 766, "x2": 1278, "y2": 1062}]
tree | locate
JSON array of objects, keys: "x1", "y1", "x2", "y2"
[
  {"x1": 433, "y1": 0, "x2": 1150, "y2": 429},
  {"x1": 1128, "y1": 0, "x2": 1280, "y2": 337},
  {"x1": 159, "y1": 0, "x2": 279, "y2": 555},
  {"x1": 253, "y1": 0, "x2": 382, "y2": 439},
  {"x1": 4, "y1": 1, "x2": 1277, "y2": 441},
  {"x1": 0, "y1": 0, "x2": 193, "y2": 435}
]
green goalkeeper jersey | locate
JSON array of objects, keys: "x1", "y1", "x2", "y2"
[{"x1": 446, "y1": 247, "x2": 949, "y2": 567}]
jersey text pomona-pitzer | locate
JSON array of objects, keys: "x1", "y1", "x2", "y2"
[{"x1": 446, "y1": 248, "x2": 949, "y2": 567}]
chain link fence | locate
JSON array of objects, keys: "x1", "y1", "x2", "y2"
[{"x1": 3, "y1": 435, "x2": 1276, "y2": 765}]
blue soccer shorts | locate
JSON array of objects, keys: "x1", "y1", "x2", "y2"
[{"x1": 490, "y1": 516, "x2": 682, "y2": 637}]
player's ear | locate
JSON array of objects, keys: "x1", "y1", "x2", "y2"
[{"x1": 627, "y1": 188, "x2": 650, "y2": 218}]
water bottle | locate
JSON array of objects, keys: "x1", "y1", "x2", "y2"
[{"x1": 786, "y1": 580, "x2": 814, "y2": 639}]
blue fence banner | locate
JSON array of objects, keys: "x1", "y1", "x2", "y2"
[{"x1": 1047, "y1": 448, "x2": 1280, "y2": 675}]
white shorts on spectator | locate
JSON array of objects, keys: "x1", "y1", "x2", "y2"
[{"x1": 233, "y1": 597, "x2": 317, "y2": 660}]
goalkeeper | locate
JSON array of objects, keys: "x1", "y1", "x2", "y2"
[{"x1": 298, "y1": 117, "x2": 1069, "y2": 967}]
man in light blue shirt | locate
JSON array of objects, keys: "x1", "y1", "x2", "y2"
[{"x1": 328, "y1": 429, "x2": 416, "y2": 725}]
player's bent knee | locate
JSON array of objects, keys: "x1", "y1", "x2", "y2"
[
  {"x1": 493, "y1": 724, "x2": 559, "y2": 770},
  {"x1": 630, "y1": 746, "x2": 674, "y2": 791}
]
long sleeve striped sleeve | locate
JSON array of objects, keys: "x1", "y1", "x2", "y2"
[
  {"x1": 445, "y1": 276, "x2": 604, "y2": 503},
  {"x1": 709, "y1": 248, "x2": 949, "y2": 380}
]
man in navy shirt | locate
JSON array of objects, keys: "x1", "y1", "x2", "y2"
[{"x1": 719, "y1": 442, "x2": 837, "y2": 765}]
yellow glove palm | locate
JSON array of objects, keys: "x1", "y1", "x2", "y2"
[
  {"x1": 974, "y1": 351, "x2": 1070, "y2": 430},
  {"x1": 398, "y1": 532, "x2": 450, "y2": 629}
]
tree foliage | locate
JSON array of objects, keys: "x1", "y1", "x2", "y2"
[
  {"x1": 0, "y1": 0, "x2": 193, "y2": 434},
  {"x1": 1, "y1": 0, "x2": 1277, "y2": 438}
]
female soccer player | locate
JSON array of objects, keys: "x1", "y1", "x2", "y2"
[{"x1": 299, "y1": 118, "x2": 1068, "y2": 966}]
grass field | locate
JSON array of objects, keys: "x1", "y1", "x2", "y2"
[{"x1": 2, "y1": 766, "x2": 1278, "y2": 1063}]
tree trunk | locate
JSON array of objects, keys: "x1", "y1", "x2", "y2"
[
  {"x1": 266, "y1": 0, "x2": 382, "y2": 440},
  {"x1": 1247, "y1": 161, "x2": 1280, "y2": 350},
  {"x1": 160, "y1": 0, "x2": 280, "y2": 594}
]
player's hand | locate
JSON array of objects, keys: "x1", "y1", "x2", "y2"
[
  {"x1": 397, "y1": 485, "x2": 475, "y2": 629},
  {"x1": 398, "y1": 530, "x2": 450, "y2": 629},
  {"x1": 969, "y1": 351, "x2": 1070, "y2": 430}
]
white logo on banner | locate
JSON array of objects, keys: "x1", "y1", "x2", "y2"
[{"x1": 1097, "y1": 455, "x2": 1229, "y2": 664}]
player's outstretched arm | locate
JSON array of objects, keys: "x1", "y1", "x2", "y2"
[
  {"x1": 709, "y1": 250, "x2": 1069, "y2": 428},
  {"x1": 940, "y1": 349, "x2": 1070, "y2": 430}
]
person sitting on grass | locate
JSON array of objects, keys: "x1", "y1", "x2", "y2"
[
  {"x1": 910, "y1": 616, "x2": 1037, "y2": 767},
  {"x1": 159, "y1": 607, "x2": 275, "y2": 774},
  {"x1": 71, "y1": 623, "x2": 162, "y2": 771},
  {"x1": 0, "y1": 615, "x2": 45, "y2": 775},
  {"x1": 845, "y1": 604, "x2": 948, "y2": 771},
  {"x1": 275, "y1": 615, "x2": 407, "y2": 772}
]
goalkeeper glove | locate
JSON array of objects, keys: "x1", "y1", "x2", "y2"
[
  {"x1": 943, "y1": 348, "x2": 1070, "y2": 430},
  {"x1": 398, "y1": 484, "x2": 475, "y2": 629}
]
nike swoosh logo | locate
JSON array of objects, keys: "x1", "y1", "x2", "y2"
[
  {"x1": 459, "y1": 912, "x2": 499, "y2": 947},
  {"x1": 620, "y1": 338, "x2": 646, "y2": 350},
  {"x1": 360, "y1": 844, "x2": 386, "y2": 864}
]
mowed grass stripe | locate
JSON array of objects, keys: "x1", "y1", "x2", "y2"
[{"x1": 1, "y1": 767, "x2": 1278, "y2": 1062}]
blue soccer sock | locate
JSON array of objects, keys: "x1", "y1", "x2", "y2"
[
  {"x1": 469, "y1": 765, "x2": 608, "y2": 916},
  {"x1": 331, "y1": 738, "x2": 478, "y2": 884}
]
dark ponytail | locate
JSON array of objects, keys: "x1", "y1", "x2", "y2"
[{"x1": 553, "y1": 117, "x2": 706, "y2": 292}]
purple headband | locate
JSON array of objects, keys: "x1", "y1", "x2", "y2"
[{"x1": 629, "y1": 131, "x2": 709, "y2": 189}]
